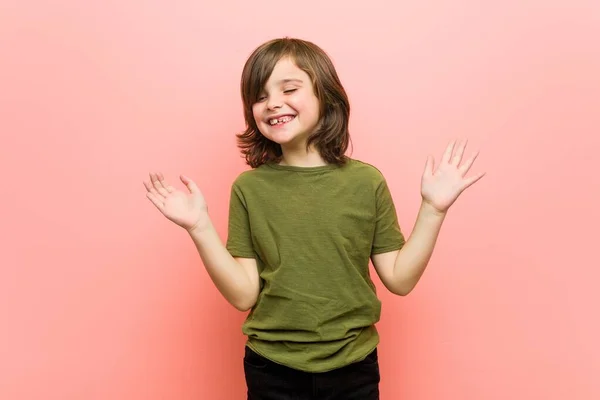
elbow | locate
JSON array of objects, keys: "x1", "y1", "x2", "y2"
[
  {"x1": 380, "y1": 278, "x2": 414, "y2": 297},
  {"x1": 231, "y1": 293, "x2": 258, "y2": 312},
  {"x1": 391, "y1": 284, "x2": 415, "y2": 296},
  {"x1": 233, "y1": 301, "x2": 254, "y2": 312}
]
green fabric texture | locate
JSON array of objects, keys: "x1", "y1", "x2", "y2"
[{"x1": 226, "y1": 158, "x2": 405, "y2": 373}]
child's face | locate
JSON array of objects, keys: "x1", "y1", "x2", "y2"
[{"x1": 252, "y1": 57, "x2": 320, "y2": 149}]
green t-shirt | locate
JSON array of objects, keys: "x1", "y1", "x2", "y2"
[{"x1": 226, "y1": 158, "x2": 405, "y2": 373}]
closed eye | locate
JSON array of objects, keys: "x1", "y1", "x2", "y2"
[{"x1": 284, "y1": 89, "x2": 297, "y2": 94}]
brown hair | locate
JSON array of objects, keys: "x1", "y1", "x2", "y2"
[{"x1": 237, "y1": 37, "x2": 351, "y2": 168}]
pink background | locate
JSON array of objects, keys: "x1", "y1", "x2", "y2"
[{"x1": 1, "y1": 0, "x2": 599, "y2": 399}]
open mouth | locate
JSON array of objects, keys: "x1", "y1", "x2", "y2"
[{"x1": 268, "y1": 115, "x2": 296, "y2": 126}]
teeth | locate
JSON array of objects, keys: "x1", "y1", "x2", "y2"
[{"x1": 269, "y1": 116, "x2": 294, "y2": 125}]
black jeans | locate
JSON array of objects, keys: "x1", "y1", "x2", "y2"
[{"x1": 243, "y1": 346, "x2": 380, "y2": 400}]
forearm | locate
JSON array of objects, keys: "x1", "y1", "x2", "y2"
[
  {"x1": 187, "y1": 219, "x2": 257, "y2": 311},
  {"x1": 392, "y1": 200, "x2": 446, "y2": 294}
]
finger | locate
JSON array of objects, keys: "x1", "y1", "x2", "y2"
[
  {"x1": 150, "y1": 172, "x2": 170, "y2": 197},
  {"x1": 146, "y1": 191, "x2": 165, "y2": 211},
  {"x1": 146, "y1": 176, "x2": 166, "y2": 200},
  {"x1": 451, "y1": 139, "x2": 467, "y2": 165},
  {"x1": 145, "y1": 184, "x2": 166, "y2": 201},
  {"x1": 441, "y1": 140, "x2": 456, "y2": 164},
  {"x1": 157, "y1": 172, "x2": 175, "y2": 193},
  {"x1": 153, "y1": 172, "x2": 167, "y2": 190},
  {"x1": 461, "y1": 171, "x2": 486, "y2": 191},
  {"x1": 143, "y1": 179, "x2": 159, "y2": 196},
  {"x1": 423, "y1": 155, "x2": 434, "y2": 177},
  {"x1": 459, "y1": 150, "x2": 480, "y2": 174},
  {"x1": 180, "y1": 175, "x2": 199, "y2": 194}
]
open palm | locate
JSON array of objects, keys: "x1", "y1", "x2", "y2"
[
  {"x1": 421, "y1": 140, "x2": 485, "y2": 213},
  {"x1": 144, "y1": 172, "x2": 208, "y2": 231}
]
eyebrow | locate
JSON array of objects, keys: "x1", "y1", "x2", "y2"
[{"x1": 276, "y1": 78, "x2": 303, "y2": 84}]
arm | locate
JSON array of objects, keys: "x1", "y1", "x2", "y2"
[
  {"x1": 372, "y1": 139, "x2": 485, "y2": 296},
  {"x1": 144, "y1": 172, "x2": 260, "y2": 311},
  {"x1": 372, "y1": 201, "x2": 445, "y2": 296},
  {"x1": 188, "y1": 220, "x2": 260, "y2": 311}
]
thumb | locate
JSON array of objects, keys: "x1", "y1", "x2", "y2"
[
  {"x1": 423, "y1": 155, "x2": 434, "y2": 177},
  {"x1": 180, "y1": 174, "x2": 199, "y2": 194}
]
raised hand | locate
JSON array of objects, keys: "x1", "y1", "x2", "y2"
[
  {"x1": 420, "y1": 140, "x2": 485, "y2": 213},
  {"x1": 144, "y1": 173, "x2": 209, "y2": 231}
]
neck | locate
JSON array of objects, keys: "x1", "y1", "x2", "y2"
[{"x1": 279, "y1": 145, "x2": 327, "y2": 167}]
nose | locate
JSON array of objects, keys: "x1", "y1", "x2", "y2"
[{"x1": 266, "y1": 94, "x2": 283, "y2": 110}]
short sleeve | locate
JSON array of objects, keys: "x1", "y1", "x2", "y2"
[
  {"x1": 371, "y1": 177, "x2": 405, "y2": 255},
  {"x1": 225, "y1": 182, "x2": 256, "y2": 258}
]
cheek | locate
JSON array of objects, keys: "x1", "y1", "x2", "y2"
[
  {"x1": 292, "y1": 95, "x2": 319, "y2": 116},
  {"x1": 251, "y1": 105, "x2": 263, "y2": 124},
  {"x1": 303, "y1": 98, "x2": 321, "y2": 122}
]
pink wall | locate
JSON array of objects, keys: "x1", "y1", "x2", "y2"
[{"x1": 2, "y1": 1, "x2": 599, "y2": 399}]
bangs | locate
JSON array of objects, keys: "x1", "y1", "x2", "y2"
[{"x1": 241, "y1": 42, "x2": 301, "y2": 104}]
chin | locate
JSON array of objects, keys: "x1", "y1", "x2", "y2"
[
  {"x1": 262, "y1": 129, "x2": 301, "y2": 145},
  {"x1": 267, "y1": 136, "x2": 297, "y2": 147}
]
